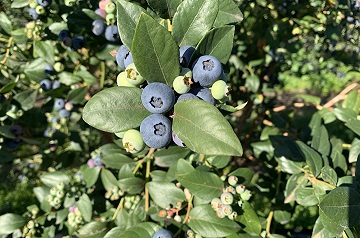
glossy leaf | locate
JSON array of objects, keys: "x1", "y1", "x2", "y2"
[
  {"x1": 10, "y1": 0, "x2": 28, "y2": 8},
  {"x1": 115, "y1": 209, "x2": 141, "y2": 230},
  {"x1": 132, "y1": 13, "x2": 180, "y2": 86},
  {"x1": 311, "y1": 125, "x2": 330, "y2": 157},
  {"x1": 77, "y1": 221, "x2": 108, "y2": 238},
  {"x1": 101, "y1": 169, "x2": 118, "y2": 191},
  {"x1": 76, "y1": 194, "x2": 92, "y2": 222},
  {"x1": 312, "y1": 217, "x2": 337, "y2": 238},
  {"x1": 13, "y1": 89, "x2": 37, "y2": 111},
  {"x1": 154, "y1": 146, "x2": 191, "y2": 167},
  {"x1": 236, "y1": 202, "x2": 261, "y2": 235},
  {"x1": 333, "y1": 108, "x2": 357, "y2": 122},
  {"x1": 173, "y1": 99, "x2": 243, "y2": 156},
  {"x1": 40, "y1": 171, "x2": 71, "y2": 187},
  {"x1": 118, "y1": 177, "x2": 145, "y2": 194},
  {"x1": 82, "y1": 166, "x2": 101, "y2": 187},
  {"x1": 172, "y1": 0, "x2": 218, "y2": 47},
  {"x1": 188, "y1": 205, "x2": 241, "y2": 237},
  {"x1": 146, "y1": 181, "x2": 186, "y2": 208},
  {"x1": 346, "y1": 120, "x2": 360, "y2": 137},
  {"x1": 193, "y1": 25, "x2": 235, "y2": 64},
  {"x1": 295, "y1": 187, "x2": 318, "y2": 206},
  {"x1": 349, "y1": 138, "x2": 360, "y2": 163},
  {"x1": 0, "y1": 12, "x2": 12, "y2": 35},
  {"x1": 82, "y1": 87, "x2": 150, "y2": 133},
  {"x1": 146, "y1": 0, "x2": 181, "y2": 19},
  {"x1": 33, "y1": 40, "x2": 55, "y2": 65},
  {"x1": 296, "y1": 141, "x2": 323, "y2": 177},
  {"x1": 0, "y1": 213, "x2": 27, "y2": 235},
  {"x1": 275, "y1": 156, "x2": 304, "y2": 174},
  {"x1": 321, "y1": 165, "x2": 337, "y2": 186},
  {"x1": 214, "y1": 0, "x2": 243, "y2": 27},
  {"x1": 101, "y1": 153, "x2": 135, "y2": 170},
  {"x1": 116, "y1": 0, "x2": 145, "y2": 50},
  {"x1": 104, "y1": 222, "x2": 160, "y2": 238}
]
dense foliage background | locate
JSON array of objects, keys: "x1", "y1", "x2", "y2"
[{"x1": 0, "y1": 0, "x2": 359, "y2": 237}]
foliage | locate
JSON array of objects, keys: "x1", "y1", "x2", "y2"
[{"x1": 0, "y1": 0, "x2": 359, "y2": 237}]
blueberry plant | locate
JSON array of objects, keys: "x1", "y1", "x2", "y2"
[{"x1": 0, "y1": 0, "x2": 360, "y2": 237}]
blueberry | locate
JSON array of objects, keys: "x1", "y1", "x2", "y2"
[
  {"x1": 116, "y1": 45, "x2": 133, "y2": 69},
  {"x1": 62, "y1": 37, "x2": 72, "y2": 47},
  {"x1": 172, "y1": 132, "x2": 186, "y2": 147},
  {"x1": 104, "y1": 25, "x2": 119, "y2": 42},
  {"x1": 192, "y1": 55, "x2": 223, "y2": 87},
  {"x1": 29, "y1": 8, "x2": 39, "y2": 19},
  {"x1": 122, "y1": 129, "x2": 145, "y2": 153},
  {"x1": 210, "y1": 80, "x2": 229, "y2": 101},
  {"x1": 176, "y1": 93, "x2": 197, "y2": 102},
  {"x1": 125, "y1": 63, "x2": 144, "y2": 86},
  {"x1": 152, "y1": 229, "x2": 173, "y2": 238},
  {"x1": 64, "y1": 102, "x2": 73, "y2": 111},
  {"x1": 54, "y1": 98, "x2": 65, "y2": 110},
  {"x1": 190, "y1": 87, "x2": 215, "y2": 105},
  {"x1": 140, "y1": 114, "x2": 172, "y2": 149},
  {"x1": 59, "y1": 109, "x2": 70, "y2": 118},
  {"x1": 93, "y1": 155, "x2": 102, "y2": 166},
  {"x1": 58, "y1": 30, "x2": 70, "y2": 41},
  {"x1": 29, "y1": 0, "x2": 38, "y2": 8},
  {"x1": 44, "y1": 64, "x2": 55, "y2": 76},
  {"x1": 95, "y1": 8, "x2": 107, "y2": 18},
  {"x1": 40, "y1": 79, "x2": 52, "y2": 91},
  {"x1": 72, "y1": 35, "x2": 86, "y2": 50},
  {"x1": 141, "y1": 82, "x2": 175, "y2": 114},
  {"x1": 92, "y1": 19, "x2": 106, "y2": 36},
  {"x1": 87, "y1": 159, "x2": 96, "y2": 168},
  {"x1": 37, "y1": 0, "x2": 51, "y2": 7},
  {"x1": 172, "y1": 75, "x2": 193, "y2": 94},
  {"x1": 53, "y1": 62, "x2": 64, "y2": 73},
  {"x1": 52, "y1": 81, "x2": 61, "y2": 90},
  {"x1": 179, "y1": 45, "x2": 195, "y2": 67},
  {"x1": 11, "y1": 125, "x2": 24, "y2": 136}
]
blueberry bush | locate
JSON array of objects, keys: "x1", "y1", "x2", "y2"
[{"x1": 0, "y1": 0, "x2": 360, "y2": 237}]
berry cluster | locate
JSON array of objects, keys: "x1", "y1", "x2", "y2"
[
  {"x1": 46, "y1": 181, "x2": 66, "y2": 209},
  {"x1": 211, "y1": 175, "x2": 252, "y2": 220},
  {"x1": 87, "y1": 154, "x2": 103, "y2": 168},
  {"x1": 53, "y1": 98, "x2": 73, "y2": 118},
  {"x1": 58, "y1": 29, "x2": 86, "y2": 50},
  {"x1": 105, "y1": 186, "x2": 124, "y2": 201},
  {"x1": 91, "y1": 0, "x2": 119, "y2": 41},
  {"x1": 22, "y1": 220, "x2": 40, "y2": 238},
  {"x1": 157, "y1": 202, "x2": 183, "y2": 224},
  {"x1": 185, "y1": 229, "x2": 203, "y2": 238},
  {"x1": 115, "y1": 44, "x2": 230, "y2": 150},
  {"x1": 28, "y1": 0, "x2": 52, "y2": 20},
  {"x1": 67, "y1": 205, "x2": 84, "y2": 229}
]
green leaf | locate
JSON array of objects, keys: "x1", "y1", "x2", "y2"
[
  {"x1": 213, "y1": 0, "x2": 243, "y2": 27},
  {"x1": 82, "y1": 9, "x2": 104, "y2": 21},
  {"x1": 146, "y1": 0, "x2": 181, "y2": 19},
  {"x1": 58, "y1": 72, "x2": 82, "y2": 86},
  {"x1": 82, "y1": 166, "x2": 101, "y2": 187},
  {"x1": 284, "y1": 173, "x2": 303, "y2": 203},
  {"x1": 274, "y1": 210, "x2": 291, "y2": 225},
  {"x1": 76, "y1": 194, "x2": 93, "y2": 222},
  {"x1": 132, "y1": 13, "x2": 180, "y2": 86},
  {"x1": 67, "y1": 87, "x2": 88, "y2": 104},
  {"x1": 146, "y1": 181, "x2": 186, "y2": 208},
  {"x1": 0, "y1": 81, "x2": 16, "y2": 94},
  {"x1": 311, "y1": 125, "x2": 330, "y2": 157},
  {"x1": 118, "y1": 177, "x2": 145, "y2": 194},
  {"x1": 345, "y1": 120, "x2": 360, "y2": 137},
  {"x1": 319, "y1": 187, "x2": 360, "y2": 235},
  {"x1": 24, "y1": 58, "x2": 47, "y2": 81},
  {"x1": 115, "y1": 209, "x2": 142, "y2": 231},
  {"x1": 11, "y1": 0, "x2": 29, "y2": 8},
  {"x1": 13, "y1": 89, "x2": 37, "y2": 111},
  {"x1": 173, "y1": 99, "x2": 242, "y2": 156},
  {"x1": 333, "y1": 108, "x2": 357, "y2": 122},
  {"x1": 101, "y1": 169, "x2": 118, "y2": 191},
  {"x1": 0, "y1": 12, "x2": 13, "y2": 35},
  {"x1": 275, "y1": 156, "x2": 304, "y2": 174},
  {"x1": 343, "y1": 89, "x2": 360, "y2": 114},
  {"x1": 77, "y1": 221, "x2": 108, "y2": 238},
  {"x1": 48, "y1": 22, "x2": 68, "y2": 35},
  {"x1": 172, "y1": 0, "x2": 219, "y2": 47},
  {"x1": 116, "y1": 0, "x2": 145, "y2": 50},
  {"x1": 188, "y1": 205, "x2": 241, "y2": 237},
  {"x1": 206, "y1": 155, "x2": 231, "y2": 169},
  {"x1": 33, "y1": 40, "x2": 55, "y2": 65},
  {"x1": 104, "y1": 222, "x2": 160, "y2": 238},
  {"x1": 76, "y1": 66, "x2": 98, "y2": 86},
  {"x1": 0, "y1": 213, "x2": 27, "y2": 235},
  {"x1": 153, "y1": 146, "x2": 190, "y2": 167},
  {"x1": 321, "y1": 165, "x2": 337, "y2": 186},
  {"x1": 295, "y1": 187, "x2": 319, "y2": 206},
  {"x1": 236, "y1": 202, "x2": 261, "y2": 235},
  {"x1": 349, "y1": 138, "x2": 360, "y2": 163},
  {"x1": 312, "y1": 217, "x2": 336, "y2": 238},
  {"x1": 193, "y1": 25, "x2": 235, "y2": 64},
  {"x1": 82, "y1": 87, "x2": 150, "y2": 133},
  {"x1": 101, "y1": 153, "x2": 135, "y2": 170},
  {"x1": 176, "y1": 166, "x2": 223, "y2": 202},
  {"x1": 228, "y1": 168, "x2": 256, "y2": 186},
  {"x1": 296, "y1": 141, "x2": 323, "y2": 177},
  {"x1": 40, "y1": 171, "x2": 71, "y2": 187}
]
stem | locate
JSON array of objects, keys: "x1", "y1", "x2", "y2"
[
  {"x1": 266, "y1": 210, "x2": 274, "y2": 234},
  {"x1": 182, "y1": 195, "x2": 193, "y2": 224},
  {"x1": 100, "y1": 61, "x2": 105, "y2": 89},
  {"x1": 112, "y1": 197, "x2": 124, "y2": 220},
  {"x1": 0, "y1": 37, "x2": 13, "y2": 65},
  {"x1": 343, "y1": 231, "x2": 348, "y2": 238}
]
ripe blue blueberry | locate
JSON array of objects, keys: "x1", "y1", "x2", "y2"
[
  {"x1": 11, "y1": 125, "x2": 24, "y2": 136},
  {"x1": 116, "y1": 45, "x2": 133, "y2": 69},
  {"x1": 190, "y1": 87, "x2": 215, "y2": 105},
  {"x1": 6, "y1": 138, "x2": 22, "y2": 150},
  {"x1": 29, "y1": 8, "x2": 39, "y2": 20},
  {"x1": 59, "y1": 109, "x2": 70, "y2": 118},
  {"x1": 92, "y1": 19, "x2": 105, "y2": 36},
  {"x1": 44, "y1": 64, "x2": 55, "y2": 76},
  {"x1": 40, "y1": 79, "x2": 52, "y2": 91},
  {"x1": 176, "y1": 93, "x2": 197, "y2": 102},
  {"x1": 141, "y1": 83, "x2": 175, "y2": 114},
  {"x1": 104, "y1": 25, "x2": 119, "y2": 42},
  {"x1": 93, "y1": 155, "x2": 102, "y2": 166},
  {"x1": 192, "y1": 55, "x2": 223, "y2": 87},
  {"x1": 152, "y1": 229, "x2": 173, "y2": 238},
  {"x1": 54, "y1": 98, "x2": 65, "y2": 110},
  {"x1": 37, "y1": 0, "x2": 51, "y2": 7},
  {"x1": 172, "y1": 132, "x2": 186, "y2": 147},
  {"x1": 179, "y1": 45, "x2": 195, "y2": 68},
  {"x1": 58, "y1": 30, "x2": 70, "y2": 41},
  {"x1": 72, "y1": 35, "x2": 86, "y2": 50},
  {"x1": 140, "y1": 114, "x2": 172, "y2": 149}
]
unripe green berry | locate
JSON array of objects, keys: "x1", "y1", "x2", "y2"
[
  {"x1": 222, "y1": 205, "x2": 233, "y2": 216},
  {"x1": 173, "y1": 75, "x2": 193, "y2": 94},
  {"x1": 105, "y1": 2, "x2": 115, "y2": 14},
  {"x1": 57, "y1": 181, "x2": 65, "y2": 190},
  {"x1": 210, "y1": 80, "x2": 229, "y2": 100},
  {"x1": 240, "y1": 190, "x2": 252, "y2": 201},
  {"x1": 53, "y1": 62, "x2": 64, "y2": 72},
  {"x1": 237, "y1": 200, "x2": 243, "y2": 207},
  {"x1": 216, "y1": 208, "x2": 225, "y2": 218},
  {"x1": 180, "y1": 68, "x2": 192, "y2": 78},
  {"x1": 235, "y1": 184, "x2": 246, "y2": 194},
  {"x1": 122, "y1": 129, "x2": 145, "y2": 153},
  {"x1": 56, "y1": 190, "x2": 65, "y2": 198},
  {"x1": 117, "y1": 72, "x2": 135, "y2": 87},
  {"x1": 29, "y1": 0, "x2": 38, "y2": 8},
  {"x1": 106, "y1": 13, "x2": 116, "y2": 25},
  {"x1": 75, "y1": 215, "x2": 83, "y2": 224},
  {"x1": 50, "y1": 187, "x2": 57, "y2": 195},
  {"x1": 227, "y1": 211, "x2": 238, "y2": 220},
  {"x1": 211, "y1": 197, "x2": 222, "y2": 210},
  {"x1": 227, "y1": 176, "x2": 238, "y2": 186},
  {"x1": 220, "y1": 192, "x2": 234, "y2": 205},
  {"x1": 35, "y1": 5, "x2": 46, "y2": 15},
  {"x1": 27, "y1": 220, "x2": 35, "y2": 229},
  {"x1": 125, "y1": 63, "x2": 144, "y2": 86},
  {"x1": 46, "y1": 194, "x2": 53, "y2": 202},
  {"x1": 68, "y1": 212, "x2": 76, "y2": 221},
  {"x1": 225, "y1": 186, "x2": 236, "y2": 194}
]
